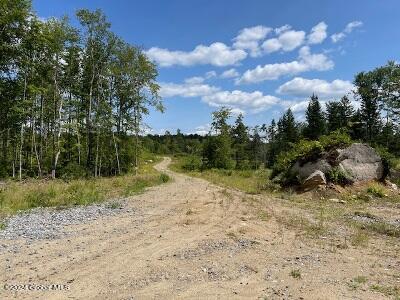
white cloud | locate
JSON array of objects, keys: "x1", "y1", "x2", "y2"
[
  {"x1": 192, "y1": 124, "x2": 211, "y2": 136},
  {"x1": 262, "y1": 29, "x2": 305, "y2": 53},
  {"x1": 184, "y1": 76, "x2": 205, "y2": 84},
  {"x1": 146, "y1": 42, "x2": 247, "y2": 67},
  {"x1": 220, "y1": 68, "x2": 239, "y2": 79},
  {"x1": 275, "y1": 24, "x2": 291, "y2": 34},
  {"x1": 161, "y1": 78, "x2": 280, "y2": 113},
  {"x1": 237, "y1": 46, "x2": 334, "y2": 84},
  {"x1": 287, "y1": 100, "x2": 310, "y2": 113},
  {"x1": 202, "y1": 90, "x2": 279, "y2": 113},
  {"x1": 307, "y1": 22, "x2": 328, "y2": 44},
  {"x1": 277, "y1": 77, "x2": 354, "y2": 98},
  {"x1": 344, "y1": 21, "x2": 363, "y2": 33},
  {"x1": 233, "y1": 25, "x2": 272, "y2": 57},
  {"x1": 160, "y1": 82, "x2": 219, "y2": 98},
  {"x1": 331, "y1": 21, "x2": 363, "y2": 43},
  {"x1": 205, "y1": 71, "x2": 217, "y2": 79}
]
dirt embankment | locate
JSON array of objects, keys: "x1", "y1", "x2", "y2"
[{"x1": 0, "y1": 157, "x2": 398, "y2": 299}]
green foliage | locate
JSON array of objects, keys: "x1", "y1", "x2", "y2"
[
  {"x1": 0, "y1": 4, "x2": 162, "y2": 179},
  {"x1": 159, "y1": 173, "x2": 170, "y2": 183},
  {"x1": 303, "y1": 94, "x2": 326, "y2": 140},
  {"x1": 272, "y1": 139, "x2": 323, "y2": 178},
  {"x1": 60, "y1": 162, "x2": 88, "y2": 180},
  {"x1": 172, "y1": 155, "x2": 274, "y2": 194},
  {"x1": 0, "y1": 158, "x2": 168, "y2": 215},
  {"x1": 181, "y1": 155, "x2": 203, "y2": 171},
  {"x1": 290, "y1": 269, "x2": 301, "y2": 279},
  {"x1": 327, "y1": 167, "x2": 351, "y2": 185},
  {"x1": 373, "y1": 145, "x2": 395, "y2": 178},
  {"x1": 318, "y1": 129, "x2": 352, "y2": 150},
  {"x1": 366, "y1": 183, "x2": 385, "y2": 198},
  {"x1": 272, "y1": 130, "x2": 352, "y2": 181}
]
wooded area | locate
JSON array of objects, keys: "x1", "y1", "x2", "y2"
[
  {"x1": 2, "y1": 0, "x2": 400, "y2": 181},
  {"x1": 0, "y1": 0, "x2": 162, "y2": 179},
  {"x1": 145, "y1": 61, "x2": 400, "y2": 173}
]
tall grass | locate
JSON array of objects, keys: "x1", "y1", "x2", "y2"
[
  {"x1": 171, "y1": 155, "x2": 275, "y2": 194},
  {"x1": 0, "y1": 158, "x2": 169, "y2": 218}
]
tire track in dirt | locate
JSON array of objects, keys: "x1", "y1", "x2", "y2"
[{"x1": 1, "y1": 157, "x2": 397, "y2": 300}]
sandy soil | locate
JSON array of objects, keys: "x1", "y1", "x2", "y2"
[{"x1": 0, "y1": 157, "x2": 398, "y2": 299}]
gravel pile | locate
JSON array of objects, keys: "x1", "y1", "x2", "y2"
[{"x1": 0, "y1": 201, "x2": 129, "y2": 240}]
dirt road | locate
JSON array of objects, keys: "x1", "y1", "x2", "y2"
[{"x1": 0, "y1": 158, "x2": 395, "y2": 299}]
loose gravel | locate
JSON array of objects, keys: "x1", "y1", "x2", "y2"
[{"x1": 0, "y1": 200, "x2": 131, "y2": 240}]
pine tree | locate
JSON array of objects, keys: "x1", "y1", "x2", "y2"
[
  {"x1": 326, "y1": 96, "x2": 354, "y2": 132},
  {"x1": 303, "y1": 94, "x2": 325, "y2": 140},
  {"x1": 232, "y1": 114, "x2": 249, "y2": 169},
  {"x1": 354, "y1": 72, "x2": 381, "y2": 142}
]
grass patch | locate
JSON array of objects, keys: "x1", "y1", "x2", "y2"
[
  {"x1": 171, "y1": 156, "x2": 273, "y2": 194},
  {"x1": 364, "y1": 221, "x2": 400, "y2": 238},
  {"x1": 350, "y1": 229, "x2": 369, "y2": 247},
  {"x1": 0, "y1": 222, "x2": 5, "y2": 230},
  {"x1": 0, "y1": 158, "x2": 168, "y2": 216},
  {"x1": 348, "y1": 276, "x2": 368, "y2": 290},
  {"x1": 276, "y1": 212, "x2": 328, "y2": 238},
  {"x1": 290, "y1": 269, "x2": 301, "y2": 279},
  {"x1": 370, "y1": 284, "x2": 400, "y2": 298},
  {"x1": 352, "y1": 211, "x2": 400, "y2": 238},
  {"x1": 367, "y1": 183, "x2": 386, "y2": 198}
]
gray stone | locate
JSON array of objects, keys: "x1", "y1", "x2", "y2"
[
  {"x1": 302, "y1": 170, "x2": 326, "y2": 191},
  {"x1": 291, "y1": 159, "x2": 332, "y2": 182},
  {"x1": 336, "y1": 143, "x2": 384, "y2": 181}
]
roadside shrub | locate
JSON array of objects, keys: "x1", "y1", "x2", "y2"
[
  {"x1": 271, "y1": 130, "x2": 352, "y2": 182},
  {"x1": 60, "y1": 162, "x2": 87, "y2": 180},
  {"x1": 181, "y1": 155, "x2": 202, "y2": 171},
  {"x1": 159, "y1": 173, "x2": 170, "y2": 183}
]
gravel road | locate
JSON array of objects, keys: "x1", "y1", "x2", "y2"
[{"x1": 0, "y1": 158, "x2": 397, "y2": 299}]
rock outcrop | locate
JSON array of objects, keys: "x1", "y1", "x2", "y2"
[
  {"x1": 290, "y1": 143, "x2": 385, "y2": 190},
  {"x1": 336, "y1": 143, "x2": 384, "y2": 182}
]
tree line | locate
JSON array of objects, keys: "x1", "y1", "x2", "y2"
[
  {"x1": 146, "y1": 61, "x2": 400, "y2": 171},
  {"x1": 0, "y1": 0, "x2": 163, "y2": 179}
]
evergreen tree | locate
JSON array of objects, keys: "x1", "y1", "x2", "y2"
[
  {"x1": 202, "y1": 107, "x2": 233, "y2": 169},
  {"x1": 326, "y1": 96, "x2": 354, "y2": 132},
  {"x1": 354, "y1": 72, "x2": 381, "y2": 142},
  {"x1": 232, "y1": 114, "x2": 249, "y2": 169},
  {"x1": 326, "y1": 101, "x2": 342, "y2": 132},
  {"x1": 303, "y1": 94, "x2": 325, "y2": 140},
  {"x1": 249, "y1": 126, "x2": 263, "y2": 169}
]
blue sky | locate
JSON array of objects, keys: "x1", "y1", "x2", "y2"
[{"x1": 33, "y1": 0, "x2": 400, "y2": 135}]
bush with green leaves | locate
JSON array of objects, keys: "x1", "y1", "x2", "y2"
[
  {"x1": 327, "y1": 167, "x2": 352, "y2": 185},
  {"x1": 271, "y1": 130, "x2": 352, "y2": 182},
  {"x1": 181, "y1": 155, "x2": 203, "y2": 171},
  {"x1": 373, "y1": 145, "x2": 396, "y2": 178},
  {"x1": 159, "y1": 173, "x2": 170, "y2": 183},
  {"x1": 60, "y1": 162, "x2": 88, "y2": 180}
]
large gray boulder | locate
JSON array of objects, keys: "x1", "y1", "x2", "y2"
[
  {"x1": 289, "y1": 143, "x2": 385, "y2": 190},
  {"x1": 336, "y1": 143, "x2": 384, "y2": 182}
]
